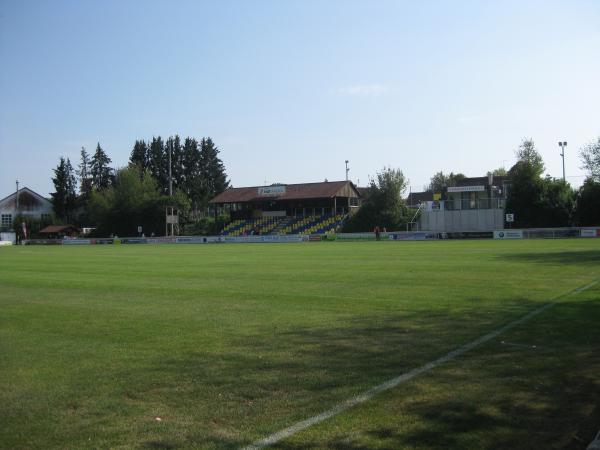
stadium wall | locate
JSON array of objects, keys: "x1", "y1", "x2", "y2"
[
  {"x1": 419, "y1": 209, "x2": 504, "y2": 232},
  {"x1": 19, "y1": 227, "x2": 600, "y2": 245}
]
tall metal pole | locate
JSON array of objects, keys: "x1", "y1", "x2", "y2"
[
  {"x1": 345, "y1": 160, "x2": 349, "y2": 181},
  {"x1": 168, "y1": 145, "x2": 173, "y2": 236},
  {"x1": 558, "y1": 141, "x2": 567, "y2": 182},
  {"x1": 168, "y1": 146, "x2": 173, "y2": 197},
  {"x1": 15, "y1": 180, "x2": 19, "y2": 210}
]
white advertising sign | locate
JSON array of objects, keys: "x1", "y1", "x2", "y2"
[
  {"x1": 581, "y1": 229, "x2": 599, "y2": 238},
  {"x1": 447, "y1": 185, "x2": 485, "y2": 193},
  {"x1": 493, "y1": 230, "x2": 523, "y2": 240},
  {"x1": 258, "y1": 186, "x2": 286, "y2": 196}
]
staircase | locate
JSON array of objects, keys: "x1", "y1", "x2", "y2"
[{"x1": 272, "y1": 217, "x2": 296, "y2": 235}]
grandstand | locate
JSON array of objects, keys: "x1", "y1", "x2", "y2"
[{"x1": 209, "y1": 181, "x2": 360, "y2": 235}]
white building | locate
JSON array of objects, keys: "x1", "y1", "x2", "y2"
[
  {"x1": 413, "y1": 175, "x2": 510, "y2": 233},
  {"x1": 0, "y1": 187, "x2": 53, "y2": 237}
]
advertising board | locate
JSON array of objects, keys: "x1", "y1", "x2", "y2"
[
  {"x1": 388, "y1": 232, "x2": 430, "y2": 241},
  {"x1": 447, "y1": 185, "x2": 485, "y2": 193},
  {"x1": 493, "y1": 230, "x2": 523, "y2": 239},
  {"x1": 258, "y1": 186, "x2": 286, "y2": 196},
  {"x1": 62, "y1": 239, "x2": 92, "y2": 245}
]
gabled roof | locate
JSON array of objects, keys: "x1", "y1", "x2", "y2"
[
  {"x1": 39, "y1": 225, "x2": 80, "y2": 234},
  {"x1": 0, "y1": 187, "x2": 52, "y2": 208},
  {"x1": 209, "y1": 181, "x2": 360, "y2": 204},
  {"x1": 406, "y1": 191, "x2": 434, "y2": 205}
]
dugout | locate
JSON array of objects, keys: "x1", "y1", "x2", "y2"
[{"x1": 209, "y1": 181, "x2": 361, "y2": 220}]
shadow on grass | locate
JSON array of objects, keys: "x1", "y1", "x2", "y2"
[
  {"x1": 269, "y1": 300, "x2": 600, "y2": 450},
  {"x1": 89, "y1": 296, "x2": 600, "y2": 449},
  {"x1": 499, "y1": 250, "x2": 600, "y2": 266},
  {"x1": 132, "y1": 306, "x2": 525, "y2": 449}
]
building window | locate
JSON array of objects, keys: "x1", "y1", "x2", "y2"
[{"x1": 1, "y1": 214, "x2": 12, "y2": 227}]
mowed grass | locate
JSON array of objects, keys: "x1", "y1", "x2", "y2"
[{"x1": 0, "y1": 240, "x2": 599, "y2": 449}]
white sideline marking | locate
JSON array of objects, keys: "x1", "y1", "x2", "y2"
[
  {"x1": 589, "y1": 430, "x2": 600, "y2": 450},
  {"x1": 242, "y1": 279, "x2": 599, "y2": 450}
]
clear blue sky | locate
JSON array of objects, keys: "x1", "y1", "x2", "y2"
[{"x1": 1, "y1": 0, "x2": 599, "y2": 197}]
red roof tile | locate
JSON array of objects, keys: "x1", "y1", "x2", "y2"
[
  {"x1": 39, "y1": 225, "x2": 81, "y2": 234},
  {"x1": 209, "y1": 181, "x2": 359, "y2": 203}
]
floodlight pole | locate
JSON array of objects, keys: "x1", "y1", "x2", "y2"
[
  {"x1": 168, "y1": 146, "x2": 173, "y2": 197},
  {"x1": 15, "y1": 180, "x2": 19, "y2": 211},
  {"x1": 345, "y1": 160, "x2": 349, "y2": 181},
  {"x1": 558, "y1": 141, "x2": 567, "y2": 182}
]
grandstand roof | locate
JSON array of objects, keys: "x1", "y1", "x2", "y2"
[
  {"x1": 39, "y1": 225, "x2": 81, "y2": 234},
  {"x1": 209, "y1": 181, "x2": 360, "y2": 204}
]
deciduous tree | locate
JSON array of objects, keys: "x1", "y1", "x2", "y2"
[
  {"x1": 424, "y1": 171, "x2": 466, "y2": 193},
  {"x1": 580, "y1": 136, "x2": 600, "y2": 181},
  {"x1": 344, "y1": 167, "x2": 410, "y2": 231}
]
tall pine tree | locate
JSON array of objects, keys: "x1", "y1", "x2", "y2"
[
  {"x1": 199, "y1": 137, "x2": 229, "y2": 204},
  {"x1": 78, "y1": 147, "x2": 92, "y2": 198},
  {"x1": 182, "y1": 137, "x2": 202, "y2": 207},
  {"x1": 165, "y1": 135, "x2": 184, "y2": 194},
  {"x1": 90, "y1": 143, "x2": 113, "y2": 189},
  {"x1": 51, "y1": 157, "x2": 77, "y2": 221},
  {"x1": 129, "y1": 140, "x2": 149, "y2": 173},
  {"x1": 148, "y1": 136, "x2": 167, "y2": 193}
]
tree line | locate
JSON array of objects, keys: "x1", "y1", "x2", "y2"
[
  {"x1": 344, "y1": 136, "x2": 600, "y2": 232},
  {"x1": 506, "y1": 137, "x2": 600, "y2": 228},
  {"x1": 49, "y1": 136, "x2": 229, "y2": 236},
  {"x1": 46, "y1": 134, "x2": 600, "y2": 236}
]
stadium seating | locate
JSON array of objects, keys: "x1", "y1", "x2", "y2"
[
  {"x1": 222, "y1": 214, "x2": 346, "y2": 236},
  {"x1": 222, "y1": 217, "x2": 285, "y2": 236}
]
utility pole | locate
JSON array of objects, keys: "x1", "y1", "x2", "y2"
[
  {"x1": 345, "y1": 160, "x2": 349, "y2": 181},
  {"x1": 558, "y1": 141, "x2": 567, "y2": 182}
]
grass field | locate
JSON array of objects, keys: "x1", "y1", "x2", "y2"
[{"x1": 1, "y1": 240, "x2": 599, "y2": 449}]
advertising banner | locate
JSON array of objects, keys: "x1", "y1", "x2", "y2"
[
  {"x1": 447, "y1": 185, "x2": 485, "y2": 193},
  {"x1": 336, "y1": 233, "x2": 375, "y2": 240},
  {"x1": 120, "y1": 238, "x2": 148, "y2": 244},
  {"x1": 581, "y1": 229, "x2": 600, "y2": 238},
  {"x1": 223, "y1": 235, "x2": 307, "y2": 243},
  {"x1": 24, "y1": 239, "x2": 62, "y2": 245},
  {"x1": 146, "y1": 237, "x2": 177, "y2": 244},
  {"x1": 258, "y1": 186, "x2": 286, "y2": 196},
  {"x1": 92, "y1": 238, "x2": 115, "y2": 245},
  {"x1": 62, "y1": 239, "x2": 92, "y2": 245},
  {"x1": 493, "y1": 230, "x2": 523, "y2": 239},
  {"x1": 176, "y1": 236, "x2": 224, "y2": 244},
  {"x1": 388, "y1": 232, "x2": 430, "y2": 241}
]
